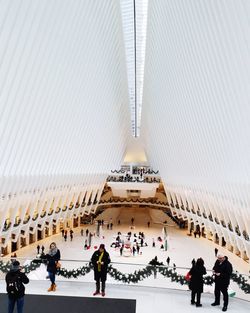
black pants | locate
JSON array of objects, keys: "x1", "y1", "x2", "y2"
[
  {"x1": 96, "y1": 278, "x2": 105, "y2": 292},
  {"x1": 214, "y1": 284, "x2": 228, "y2": 307},
  {"x1": 191, "y1": 291, "x2": 201, "y2": 304}
]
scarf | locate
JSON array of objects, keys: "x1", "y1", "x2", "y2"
[
  {"x1": 49, "y1": 247, "x2": 58, "y2": 256},
  {"x1": 98, "y1": 252, "x2": 104, "y2": 272}
]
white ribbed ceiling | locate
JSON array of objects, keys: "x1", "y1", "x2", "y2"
[
  {"x1": 141, "y1": 0, "x2": 250, "y2": 202},
  {"x1": 1, "y1": 0, "x2": 250, "y2": 217},
  {"x1": 0, "y1": 0, "x2": 131, "y2": 178}
]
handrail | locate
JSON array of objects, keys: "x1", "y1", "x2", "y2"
[{"x1": 0, "y1": 257, "x2": 249, "y2": 277}]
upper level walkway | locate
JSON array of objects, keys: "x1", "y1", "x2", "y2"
[{"x1": 0, "y1": 280, "x2": 249, "y2": 313}]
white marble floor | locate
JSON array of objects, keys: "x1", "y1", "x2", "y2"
[
  {"x1": 0, "y1": 280, "x2": 249, "y2": 313},
  {"x1": 1, "y1": 207, "x2": 250, "y2": 311}
]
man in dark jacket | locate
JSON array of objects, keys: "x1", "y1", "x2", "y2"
[
  {"x1": 91, "y1": 244, "x2": 111, "y2": 297},
  {"x1": 6, "y1": 260, "x2": 29, "y2": 313},
  {"x1": 211, "y1": 254, "x2": 233, "y2": 312}
]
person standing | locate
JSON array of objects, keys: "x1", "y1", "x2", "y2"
[
  {"x1": 215, "y1": 247, "x2": 218, "y2": 257},
  {"x1": 88, "y1": 232, "x2": 93, "y2": 247},
  {"x1": 6, "y1": 260, "x2": 29, "y2": 313},
  {"x1": 61, "y1": 229, "x2": 64, "y2": 238},
  {"x1": 189, "y1": 258, "x2": 207, "y2": 307},
  {"x1": 166, "y1": 256, "x2": 170, "y2": 266},
  {"x1": 120, "y1": 245, "x2": 123, "y2": 256},
  {"x1": 45, "y1": 242, "x2": 61, "y2": 292},
  {"x1": 211, "y1": 254, "x2": 233, "y2": 312},
  {"x1": 91, "y1": 244, "x2": 111, "y2": 297},
  {"x1": 36, "y1": 245, "x2": 40, "y2": 255},
  {"x1": 70, "y1": 229, "x2": 74, "y2": 241},
  {"x1": 41, "y1": 245, "x2": 45, "y2": 254},
  {"x1": 149, "y1": 256, "x2": 163, "y2": 279},
  {"x1": 81, "y1": 229, "x2": 84, "y2": 236}
]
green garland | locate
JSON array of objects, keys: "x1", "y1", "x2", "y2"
[
  {"x1": 231, "y1": 272, "x2": 250, "y2": 294},
  {"x1": 0, "y1": 260, "x2": 41, "y2": 274},
  {"x1": 57, "y1": 264, "x2": 91, "y2": 278},
  {"x1": 0, "y1": 260, "x2": 249, "y2": 293}
]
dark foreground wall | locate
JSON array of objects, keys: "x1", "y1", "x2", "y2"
[{"x1": 0, "y1": 294, "x2": 136, "y2": 313}]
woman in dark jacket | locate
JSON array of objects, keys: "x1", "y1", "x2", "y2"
[
  {"x1": 46, "y1": 242, "x2": 61, "y2": 292},
  {"x1": 91, "y1": 244, "x2": 111, "y2": 296},
  {"x1": 189, "y1": 258, "x2": 207, "y2": 307}
]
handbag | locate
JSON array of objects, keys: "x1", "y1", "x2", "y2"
[
  {"x1": 56, "y1": 261, "x2": 61, "y2": 269},
  {"x1": 185, "y1": 271, "x2": 191, "y2": 281}
]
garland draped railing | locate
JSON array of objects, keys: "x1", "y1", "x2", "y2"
[{"x1": 0, "y1": 259, "x2": 249, "y2": 294}]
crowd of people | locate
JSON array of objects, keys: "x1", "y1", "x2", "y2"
[{"x1": 4, "y1": 219, "x2": 235, "y2": 313}]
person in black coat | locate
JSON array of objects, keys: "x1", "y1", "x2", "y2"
[
  {"x1": 6, "y1": 260, "x2": 29, "y2": 313},
  {"x1": 211, "y1": 255, "x2": 233, "y2": 312},
  {"x1": 91, "y1": 244, "x2": 111, "y2": 296},
  {"x1": 189, "y1": 258, "x2": 206, "y2": 307},
  {"x1": 149, "y1": 256, "x2": 163, "y2": 278},
  {"x1": 45, "y1": 242, "x2": 61, "y2": 292}
]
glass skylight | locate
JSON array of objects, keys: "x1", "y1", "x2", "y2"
[{"x1": 120, "y1": 0, "x2": 148, "y2": 137}]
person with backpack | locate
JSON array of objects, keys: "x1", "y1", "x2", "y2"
[
  {"x1": 45, "y1": 242, "x2": 61, "y2": 292},
  {"x1": 6, "y1": 260, "x2": 29, "y2": 313}
]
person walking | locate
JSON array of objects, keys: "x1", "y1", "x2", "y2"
[
  {"x1": 6, "y1": 260, "x2": 29, "y2": 313},
  {"x1": 45, "y1": 242, "x2": 61, "y2": 292},
  {"x1": 211, "y1": 254, "x2": 233, "y2": 312},
  {"x1": 91, "y1": 244, "x2": 111, "y2": 297},
  {"x1": 189, "y1": 258, "x2": 207, "y2": 307},
  {"x1": 36, "y1": 245, "x2": 40, "y2": 255}
]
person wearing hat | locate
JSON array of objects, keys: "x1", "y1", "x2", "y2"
[
  {"x1": 91, "y1": 244, "x2": 111, "y2": 296},
  {"x1": 5, "y1": 260, "x2": 29, "y2": 313}
]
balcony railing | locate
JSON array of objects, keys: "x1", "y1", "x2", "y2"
[{"x1": 0, "y1": 257, "x2": 249, "y2": 298}]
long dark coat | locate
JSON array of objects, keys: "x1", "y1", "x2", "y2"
[
  {"x1": 213, "y1": 258, "x2": 233, "y2": 287},
  {"x1": 46, "y1": 249, "x2": 61, "y2": 274},
  {"x1": 189, "y1": 264, "x2": 207, "y2": 293},
  {"x1": 91, "y1": 249, "x2": 111, "y2": 281}
]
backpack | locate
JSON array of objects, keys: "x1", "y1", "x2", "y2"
[{"x1": 7, "y1": 274, "x2": 22, "y2": 296}]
